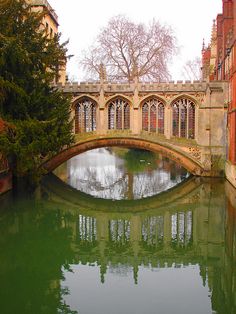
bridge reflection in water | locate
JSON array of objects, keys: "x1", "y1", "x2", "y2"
[{"x1": 0, "y1": 177, "x2": 236, "y2": 314}]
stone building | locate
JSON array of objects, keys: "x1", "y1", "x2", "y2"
[
  {"x1": 202, "y1": 0, "x2": 236, "y2": 188},
  {"x1": 27, "y1": 0, "x2": 67, "y2": 84}
]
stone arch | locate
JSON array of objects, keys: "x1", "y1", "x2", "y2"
[
  {"x1": 45, "y1": 173, "x2": 202, "y2": 213},
  {"x1": 140, "y1": 96, "x2": 166, "y2": 134},
  {"x1": 170, "y1": 94, "x2": 200, "y2": 107},
  {"x1": 139, "y1": 94, "x2": 166, "y2": 107},
  {"x1": 73, "y1": 96, "x2": 98, "y2": 133},
  {"x1": 43, "y1": 137, "x2": 205, "y2": 176},
  {"x1": 105, "y1": 96, "x2": 131, "y2": 130},
  {"x1": 105, "y1": 94, "x2": 132, "y2": 107},
  {"x1": 72, "y1": 95, "x2": 98, "y2": 109},
  {"x1": 170, "y1": 95, "x2": 197, "y2": 139}
]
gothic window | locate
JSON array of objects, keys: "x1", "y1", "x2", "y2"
[
  {"x1": 158, "y1": 104, "x2": 165, "y2": 134},
  {"x1": 142, "y1": 98, "x2": 165, "y2": 133},
  {"x1": 124, "y1": 103, "x2": 130, "y2": 129},
  {"x1": 172, "y1": 103, "x2": 179, "y2": 136},
  {"x1": 150, "y1": 104, "x2": 157, "y2": 132},
  {"x1": 171, "y1": 98, "x2": 196, "y2": 139},
  {"x1": 142, "y1": 103, "x2": 149, "y2": 131},
  {"x1": 108, "y1": 98, "x2": 130, "y2": 130},
  {"x1": 188, "y1": 104, "x2": 195, "y2": 139},
  {"x1": 180, "y1": 102, "x2": 187, "y2": 138},
  {"x1": 108, "y1": 103, "x2": 115, "y2": 129},
  {"x1": 75, "y1": 98, "x2": 96, "y2": 133},
  {"x1": 116, "y1": 102, "x2": 122, "y2": 129}
]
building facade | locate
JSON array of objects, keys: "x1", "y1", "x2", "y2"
[
  {"x1": 202, "y1": 0, "x2": 236, "y2": 188},
  {"x1": 27, "y1": 0, "x2": 67, "y2": 84}
]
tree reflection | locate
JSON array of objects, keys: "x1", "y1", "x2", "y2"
[
  {"x1": 54, "y1": 148, "x2": 189, "y2": 200},
  {"x1": 0, "y1": 179, "x2": 236, "y2": 314}
]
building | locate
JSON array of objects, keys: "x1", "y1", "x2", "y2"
[
  {"x1": 202, "y1": 0, "x2": 236, "y2": 188},
  {"x1": 27, "y1": 0, "x2": 67, "y2": 84}
]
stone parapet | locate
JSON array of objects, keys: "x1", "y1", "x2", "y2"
[
  {"x1": 56, "y1": 81, "x2": 229, "y2": 99},
  {"x1": 56, "y1": 80, "x2": 211, "y2": 94}
]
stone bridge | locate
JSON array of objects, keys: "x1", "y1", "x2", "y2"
[{"x1": 45, "y1": 79, "x2": 228, "y2": 176}]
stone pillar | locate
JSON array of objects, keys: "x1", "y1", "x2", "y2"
[
  {"x1": 97, "y1": 80, "x2": 106, "y2": 134},
  {"x1": 132, "y1": 108, "x2": 140, "y2": 134},
  {"x1": 165, "y1": 104, "x2": 171, "y2": 139}
]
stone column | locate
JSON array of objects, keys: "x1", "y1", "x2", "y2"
[{"x1": 165, "y1": 104, "x2": 171, "y2": 139}]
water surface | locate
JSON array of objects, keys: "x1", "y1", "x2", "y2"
[{"x1": 0, "y1": 148, "x2": 235, "y2": 314}]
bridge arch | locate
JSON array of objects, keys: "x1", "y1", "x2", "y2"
[{"x1": 43, "y1": 136, "x2": 205, "y2": 176}]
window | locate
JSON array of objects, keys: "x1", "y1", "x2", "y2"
[
  {"x1": 75, "y1": 98, "x2": 96, "y2": 133},
  {"x1": 108, "y1": 98, "x2": 130, "y2": 130},
  {"x1": 142, "y1": 98, "x2": 165, "y2": 134},
  {"x1": 171, "y1": 98, "x2": 195, "y2": 139}
]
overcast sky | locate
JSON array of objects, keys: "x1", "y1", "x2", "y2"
[{"x1": 48, "y1": 0, "x2": 222, "y2": 81}]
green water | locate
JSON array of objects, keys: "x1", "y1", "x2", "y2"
[{"x1": 0, "y1": 149, "x2": 236, "y2": 314}]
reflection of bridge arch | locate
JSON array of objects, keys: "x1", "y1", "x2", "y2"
[
  {"x1": 42, "y1": 173, "x2": 203, "y2": 213},
  {"x1": 43, "y1": 136, "x2": 206, "y2": 175}
]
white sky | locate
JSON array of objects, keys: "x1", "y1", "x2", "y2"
[{"x1": 48, "y1": 0, "x2": 223, "y2": 81}]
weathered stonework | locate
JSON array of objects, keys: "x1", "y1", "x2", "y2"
[{"x1": 48, "y1": 80, "x2": 228, "y2": 177}]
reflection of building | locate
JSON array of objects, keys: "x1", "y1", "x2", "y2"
[
  {"x1": 72, "y1": 186, "x2": 235, "y2": 313},
  {"x1": 1, "y1": 179, "x2": 236, "y2": 313}
]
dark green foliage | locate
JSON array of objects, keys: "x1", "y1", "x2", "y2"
[{"x1": 0, "y1": 0, "x2": 74, "y2": 184}]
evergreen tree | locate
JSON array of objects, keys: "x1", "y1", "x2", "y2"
[{"x1": 0, "y1": 0, "x2": 74, "y2": 186}]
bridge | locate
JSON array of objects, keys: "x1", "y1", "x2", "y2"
[{"x1": 45, "y1": 79, "x2": 228, "y2": 176}]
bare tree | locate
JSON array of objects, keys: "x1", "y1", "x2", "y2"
[
  {"x1": 81, "y1": 15, "x2": 177, "y2": 82},
  {"x1": 181, "y1": 57, "x2": 202, "y2": 81}
]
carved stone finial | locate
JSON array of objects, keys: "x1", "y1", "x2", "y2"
[
  {"x1": 99, "y1": 63, "x2": 107, "y2": 81},
  {"x1": 211, "y1": 19, "x2": 217, "y2": 42}
]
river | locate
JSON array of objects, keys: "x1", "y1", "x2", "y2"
[{"x1": 0, "y1": 148, "x2": 235, "y2": 314}]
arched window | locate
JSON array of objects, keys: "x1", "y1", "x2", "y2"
[
  {"x1": 108, "y1": 104, "x2": 115, "y2": 129},
  {"x1": 188, "y1": 104, "x2": 195, "y2": 139},
  {"x1": 142, "y1": 103, "x2": 148, "y2": 131},
  {"x1": 142, "y1": 98, "x2": 165, "y2": 134},
  {"x1": 158, "y1": 104, "x2": 165, "y2": 134},
  {"x1": 108, "y1": 98, "x2": 130, "y2": 130},
  {"x1": 171, "y1": 98, "x2": 196, "y2": 139},
  {"x1": 75, "y1": 98, "x2": 96, "y2": 133},
  {"x1": 172, "y1": 103, "x2": 179, "y2": 137},
  {"x1": 124, "y1": 103, "x2": 130, "y2": 129},
  {"x1": 150, "y1": 104, "x2": 157, "y2": 132}
]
